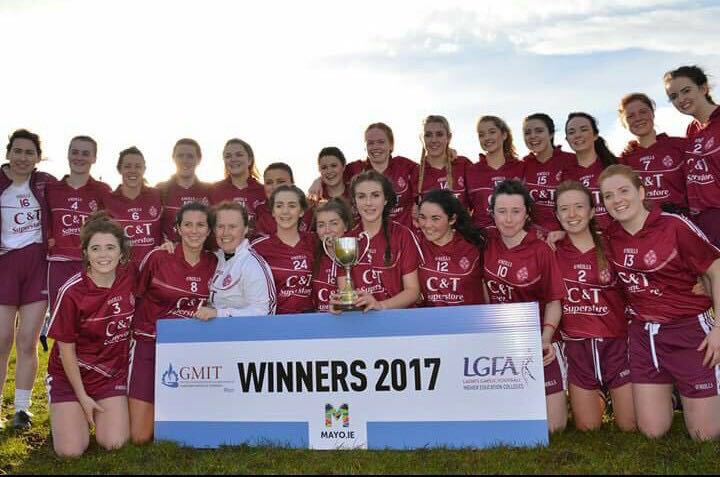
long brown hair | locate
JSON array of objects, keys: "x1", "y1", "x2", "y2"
[{"x1": 418, "y1": 115, "x2": 454, "y2": 194}]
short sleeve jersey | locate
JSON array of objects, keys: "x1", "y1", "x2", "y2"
[
  {"x1": 103, "y1": 186, "x2": 164, "y2": 266},
  {"x1": 563, "y1": 160, "x2": 612, "y2": 230},
  {"x1": 209, "y1": 177, "x2": 267, "y2": 231},
  {"x1": 685, "y1": 106, "x2": 720, "y2": 215},
  {"x1": 619, "y1": 134, "x2": 689, "y2": 210},
  {"x1": 156, "y1": 178, "x2": 212, "y2": 242},
  {"x1": 46, "y1": 176, "x2": 111, "y2": 261},
  {"x1": 605, "y1": 208, "x2": 720, "y2": 323},
  {"x1": 466, "y1": 155, "x2": 526, "y2": 229},
  {"x1": 347, "y1": 221, "x2": 423, "y2": 303},
  {"x1": 344, "y1": 156, "x2": 419, "y2": 227},
  {"x1": 412, "y1": 156, "x2": 472, "y2": 208},
  {"x1": 418, "y1": 233, "x2": 484, "y2": 307},
  {"x1": 523, "y1": 147, "x2": 575, "y2": 232},
  {"x1": 254, "y1": 202, "x2": 315, "y2": 237},
  {"x1": 47, "y1": 265, "x2": 136, "y2": 382},
  {"x1": 555, "y1": 236, "x2": 628, "y2": 339},
  {"x1": 133, "y1": 247, "x2": 217, "y2": 340},
  {"x1": 483, "y1": 229, "x2": 565, "y2": 325},
  {"x1": 312, "y1": 254, "x2": 340, "y2": 312},
  {"x1": 251, "y1": 232, "x2": 316, "y2": 314}
]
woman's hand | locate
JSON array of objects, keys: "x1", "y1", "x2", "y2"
[
  {"x1": 698, "y1": 326, "x2": 720, "y2": 367},
  {"x1": 353, "y1": 290, "x2": 385, "y2": 312},
  {"x1": 544, "y1": 231, "x2": 566, "y2": 251},
  {"x1": 542, "y1": 339, "x2": 556, "y2": 367},
  {"x1": 194, "y1": 306, "x2": 218, "y2": 321},
  {"x1": 78, "y1": 393, "x2": 104, "y2": 427},
  {"x1": 158, "y1": 240, "x2": 176, "y2": 254}
]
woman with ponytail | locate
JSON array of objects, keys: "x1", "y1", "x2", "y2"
[
  {"x1": 467, "y1": 115, "x2": 525, "y2": 228},
  {"x1": 564, "y1": 112, "x2": 617, "y2": 230},
  {"x1": 330, "y1": 170, "x2": 422, "y2": 312},
  {"x1": 664, "y1": 65, "x2": 720, "y2": 246},
  {"x1": 522, "y1": 113, "x2": 576, "y2": 233},
  {"x1": 554, "y1": 180, "x2": 635, "y2": 432},
  {"x1": 413, "y1": 115, "x2": 472, "y2": 208},
  {"x1": 417, "y1": 189, "x2": 485, "y2": 307}
]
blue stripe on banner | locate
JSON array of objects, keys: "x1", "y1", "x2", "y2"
[
  {"x1": 157, "y1": 303, "x2": 540, "y2": 344},
  {"x1": 155, "y1": 421, "x2": 309, "y2": 448},
  {"x1": 366, "y1": 420, "x2": 548, "y2": 449}
]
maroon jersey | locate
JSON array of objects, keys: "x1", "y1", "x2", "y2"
[
  {"x1": 46, "y1": 176, "x2": 111, "y2": 261},
  {"x1": 605, "y1": 207, "x2": 720, "y2": 324},
  {"x1": 555, "y1": 236, "x2": 628, "y2": 339},
  {"x1": 563, "y1": 160, "x2": 611, "y2": 230},
  {"x1": 685, "y1": 106, "x2": 720, "y2": 215},
  {"x1": 47, "y1": 265, "x2": 136, "y2": 384},
  {"x1": 412, "y1": 156, "x2": 472, "y2": 208},
  {"x1": 133, "y1": 246, "x2": 217, "y2": 341},
  {"x1": 467, "y1": 155, "x2": 526, "y2": 229},
  {"x1": 523, "y1": 147, "x2": 575, "y2": 232},
  {"x1": 209, "y1": 177, "x2": 266, "y2": 230},
  {"x1": 347, "y1": 221, "x2": 423, "y2": 303},
  {"x1": 251, "y1": 232, "x2": 316, "y2": 314},
  {"x1": 483, "y1": 229, "x2": 565, "y2": 325},
  {"x1": 156, "y1": 177, "x2": 212, "y2": 242},
  {"x1": 254, "y1": 202, "x2": 315, "y2": 237},
  {"x1": 418, "y1": 233, "x2": 484, "y2": 307},
  {"x1": 619, "y1": 134, "x2": 689, "y2": 210},
  {"x1": 103, "y1": 186, "x2": 164, "y2": 266},
  {"x1": 312, "y1": 254, "x2": 339, "y2": 312},
  {"x1": 344, "y1": 156, "x2": 418, "y2": 227}
]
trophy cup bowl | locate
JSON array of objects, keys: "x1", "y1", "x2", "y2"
[{"x1": 323, "y1": 235, "x2": 368, "y2": 311}]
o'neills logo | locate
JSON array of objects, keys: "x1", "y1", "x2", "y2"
[
  {"x1": 462, "y1": 352, "x2": 536, "y2": 391},
  {"x1": 160, "y1": 362, "x2": 233, "y2": 390}
]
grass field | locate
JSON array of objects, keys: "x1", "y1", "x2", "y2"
[{"x1": 2, "y1": 345, "x2": 720, "y2": 475}]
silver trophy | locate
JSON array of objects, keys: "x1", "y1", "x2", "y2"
[{"x1": 323, "y1": 235, "x2": 370, "y2": 311}]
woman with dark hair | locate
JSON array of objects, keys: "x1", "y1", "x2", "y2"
[
  {"x1": 467, "y1": 115, "x2": 525, "y2": 229},
  {"x1": 522, "y1": 113, "x2": 575, "y2": 233},
  {"x1": 102, "y1": 146, "x2": 163, "y2": 266},
  {"x1": 209, "y1": 138, "x2": 266, "y2": 233},
  {"x1": 315, "y1": 147, "x2": 350, "y2": 203},
  {"x1": 128, "y1": 201, "x2": 216, "y2": 444},
  {"x1": 156, "y1": 138, "x2": 212, "y2": 243},
  {"x1": 312, "y1": 198, "x2": 353, "y2": 312},
  {"x1": 600, "y1": 164, "x2": 720, "y2": 440},
  {"x1": 255, "y1": 163, "x2": 314, "y2": 237},
  {"x1": 664, "y1": 65, "x2": 720, "y2": 246},
  {"x1": 564, "y1": 112, "x2": 617, "y2": 230},
  {"x1": 331, "y1": 170, "x2": 422, "y2": 312},
  {"x1": 413, "y1": 115, "x2": 472, "y2": 208},
  {"x1": 554, "y1": 180, "x2": 635, "y2": 432},
  {"x1": 0, "y1": 129, "x2": 56, "y2": 430},
  {"x1": 617, "y1": 94, "x2": 688, "y2": 214},
  {"x1": 251, "y1": 185, "x2": 316, "y2": 314},
  {"x1": 417, "y1": 189, "x2": 485, "y2": 307},
  {"x1": 46, "y1": 212, "x2": 134, "y2": 456},
  {"x1": 483, "y1": 179, "x2": 567, "y2": 433}
]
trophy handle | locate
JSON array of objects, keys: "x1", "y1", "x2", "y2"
[
  {"x1": 357, "y1": 231, "x2": 371, "y2": 263},
  {"x1": 322, "y1": 236, "x2": 337, "y2": 263}
]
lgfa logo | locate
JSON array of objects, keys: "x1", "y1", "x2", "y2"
[
  {"x1": 325, "y1": 403, "x2": 349, "y2": 428},
  {"x1": 161, "y1": 363, "x2": 180, "y2": 388}
]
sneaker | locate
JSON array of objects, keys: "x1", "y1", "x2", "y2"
[{"x1": 12, "y1": 410, "x2": 32, "y2": 431}]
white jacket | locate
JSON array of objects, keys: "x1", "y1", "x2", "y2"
[{"x1": 209, "y1": 239, "x2": 277, "y2": 317}]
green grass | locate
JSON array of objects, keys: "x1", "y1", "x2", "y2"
[{"x1": 2, "y1": 345, "x2": 720, "y2": 475}]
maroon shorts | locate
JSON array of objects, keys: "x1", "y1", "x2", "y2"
[
  {"x1": 565, "y1": 337, "x2": 631, "y2": 391},
  {"x1": 693, "y1": 208, "x2": 720, "y2": 248},
  {"x1": 544, "y1": 342, "x2": 568, "y2": 396},
  {"x1": 47, "y1": 261, "x2": 83, "y2": 311},
  {"x1": 45, "y1": 372, "x2": 127, "y2": 404},
  {"x1": 630, "y1": 314, "x2": 720, "y2": 398},
  {"x1": 128, "y1": 339, "x2": 156, "y2": 404},
  {"x1": 0, "y1": 243, "x2": 48, "y2": 306}
]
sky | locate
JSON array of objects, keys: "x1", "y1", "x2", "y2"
[{"x1": 1, "y1": 0, "x2": 719, "y2": 190}]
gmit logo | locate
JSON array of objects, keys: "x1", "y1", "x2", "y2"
[
  {"x1": 325, "y1": 404, "x2": 349, "y2": 428},
  {"x1": 161, "y1": 363, "x2": 180, "y2": 388}
]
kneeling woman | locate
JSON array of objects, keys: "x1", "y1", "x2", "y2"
[
  {"x1": 332, "y1": 170, "x2": 422, "y2": 312},
  {"x1": 600, "y1": 164, "x2": 720, "y2": 440},
  {"x1": 417, "y1": 189, "x2": 485, "y2": 307},
  {"x1": 554, "y1": 180, "x2": 635, "y2": 432},
  {"x1": 46, "y1": 213, "x2": 134, "y2": 456},
  {"x1": 128, "y1": 202, "x2": 217, "y2": 443},
  {"x1": 483, "y1": 179, "x2": 567, "y2": 432}
]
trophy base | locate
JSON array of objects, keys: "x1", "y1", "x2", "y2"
[{"x1": 334, "y1": 302, "x2": 362, "y2": 312}]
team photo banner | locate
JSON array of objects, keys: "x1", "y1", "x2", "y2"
[{"x1": 154, "y1": 303, "x2": 548, "y2": 450}]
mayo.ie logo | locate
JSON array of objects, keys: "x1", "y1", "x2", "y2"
[
  {"x1": 325, "y1": 403, "x2": 349, "y2": 428},
  {"x1": 161, "y1": 363, "x2": 180, "y2": 388}
]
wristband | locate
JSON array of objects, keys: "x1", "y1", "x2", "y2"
[{"x1": 543, "y1": 322, "x2": 557, "y2": 331}]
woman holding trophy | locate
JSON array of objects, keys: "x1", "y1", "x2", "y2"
[
  {"x1": 251, "y1": 185, "x2": 316, "y2": 314},
  {"x1": 313, "y1": 199, "x2": 353, "y2": 312},
  {"x1": 329, "y1": 170, "x2": 422, "y2": 313}
]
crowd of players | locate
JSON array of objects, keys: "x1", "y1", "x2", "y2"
[{"x1": 0, "y1": 65, "x2": 719, "y2": 456}]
